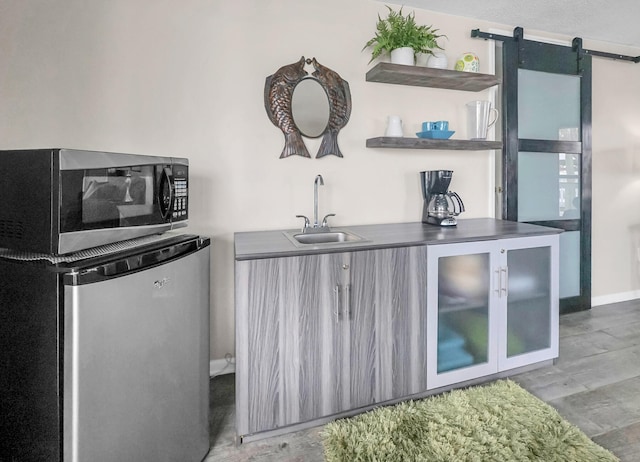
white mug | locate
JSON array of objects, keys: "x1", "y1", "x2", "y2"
[
  {"x1": 385, "y1": 115, "x2": 404, "y2": 137},
  {"x1": 466, "y1": 101, "x2": 499, "y2": 140}
]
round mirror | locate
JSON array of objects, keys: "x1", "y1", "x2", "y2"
[{"x1": 291, "y1": 77, "x2": 330, "y2": 138}]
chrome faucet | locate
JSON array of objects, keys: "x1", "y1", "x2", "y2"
[
  {"x1": 313, "y1": 174, "x2": 323, "y2": 228},
  {"x1": 296, "y1": 174, "x2": 335, "y2": 233}
]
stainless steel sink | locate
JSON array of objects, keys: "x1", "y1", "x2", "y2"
[{"x1": 284, "y1": 229, "x2": 367, "y2": 247}]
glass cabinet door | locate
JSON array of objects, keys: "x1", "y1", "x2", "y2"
[
  {"x1": 507, "y1": 247, "x2": 551, "y2": 353},
  {"x1": 427, "y1": 241, "x2": 499, "y2": 389},
  {"x1": 427, "y1": 237, "x2": 558, "y2": 390},
  {"x1": 499, "y1": 235, "x2": 559, "y2": 370}
]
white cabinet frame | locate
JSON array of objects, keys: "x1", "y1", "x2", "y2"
[{"x1": 427, "y1": 235, "x2": 559, "y2": 390}]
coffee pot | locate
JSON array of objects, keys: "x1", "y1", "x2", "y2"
[{"x1": 420, "y1": 170, "x2": 465, "y2": 226}]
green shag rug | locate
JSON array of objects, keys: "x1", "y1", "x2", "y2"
[{"x1": 322, "y1": 380, "x2": 618, "y2": 462}]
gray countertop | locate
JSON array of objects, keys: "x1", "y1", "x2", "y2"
[{"x1": 234, "y1": 218, "x2": 562, "y2": 261}]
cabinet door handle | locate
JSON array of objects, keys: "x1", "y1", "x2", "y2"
[
  {"x1": 494, "y1": 269, "x2": 501, "y2": 295},
  {"x1": 334, "y1": 284, "x2": 342, "y2": 321},
  {"x1": 345, "y1": 284, "x2": 352, "y2": 320},
  {"x1": 501, "y1": 267, "x2": 508, "y2": 296}
]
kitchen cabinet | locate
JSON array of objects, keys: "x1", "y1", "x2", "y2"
[
  {"x1": 365, "y1": 62, "x2": 503, "y2": 151},
  {"x1": 426, "y1": 234, "x2": 559, "y2": 389},
  {"x1": 235, "y1": 246, "x2": 428, "y2": 438},
  {"x1": 234, "y1": 220, "x2": 561, "y2": 441}
]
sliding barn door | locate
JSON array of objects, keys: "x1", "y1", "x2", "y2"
[{"x1": 498, "y1": 28, "x2": 592, "y2": 313}]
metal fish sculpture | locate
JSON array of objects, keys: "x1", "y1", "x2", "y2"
[
  {"x1": 311, "y1": 58, "x2": 352, "y2": 158},
  {"x1": 264, "y1": 56, "x2": 310, "y2": 158}
]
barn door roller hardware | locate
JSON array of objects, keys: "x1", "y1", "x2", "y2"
[{"x1": 471, "y1": 27, "x2": 640, "y2": 63}]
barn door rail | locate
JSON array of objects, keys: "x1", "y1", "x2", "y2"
[{"x1": 471, "y1": 27, "x2": 640, "y2": 63}]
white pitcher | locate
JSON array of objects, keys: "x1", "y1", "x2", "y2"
[
  {"x1": 466, "y1": 101, "x2": 499, "y2": 140},
  {"x1": 385, "y1": 115, "x2": 404, "y2": 137}
]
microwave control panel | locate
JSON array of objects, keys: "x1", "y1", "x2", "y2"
[{"x1": 173, "y1": 177, "x2": 188, "y2": 219}]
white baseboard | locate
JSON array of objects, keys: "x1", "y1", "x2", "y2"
[
  {"x1": 592, "y1": 290, "x2": 640, "y2": 307},
  {"x1": 210, "y1": 358, "x2": 235, "y2": 377}
]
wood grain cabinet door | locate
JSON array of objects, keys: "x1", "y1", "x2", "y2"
[
  {"x1": 343, "y1": 250, "x2": 377, "y2": 409},
  {"x1": 334, "y1": 246, "x2": 429, "y2": 410},
  {"x1": 281, "y1": 253, "x2": 347, "y2": 423},
  {"x1": 235, "y1": 253, "x2": 344, "y2": 435},
  {"x1": 369, "y1": 246, "x2": 428, "y2": 402},
  {"x1": 236, "y1": 246, "x2": 429, "y2": 437}
]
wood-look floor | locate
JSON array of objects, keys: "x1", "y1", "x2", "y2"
[{"x1": 207, "y1": 300, "x2": 640, "y2": 461}]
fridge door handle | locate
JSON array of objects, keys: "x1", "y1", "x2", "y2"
[{"x1": 66, "y1": 237, "x2": 209, "y2": 285}]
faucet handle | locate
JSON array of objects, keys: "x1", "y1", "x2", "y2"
[
  {"x1": 321, "y1": 213, "x2": 336, "y2": 228},
  {"x1": 296, "y1": 215, "x2": 310, "y2": 231}
]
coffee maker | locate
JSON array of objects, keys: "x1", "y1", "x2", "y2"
[{"x1": 421, "y1": 170, "x2": 465, "y2": 226}]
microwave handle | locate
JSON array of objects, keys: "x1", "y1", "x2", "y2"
[{"x1": 159, "y1": 167, "x2": 174, "y2": 220}]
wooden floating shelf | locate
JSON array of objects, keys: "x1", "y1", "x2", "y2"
[
  {"x1": 365, "y1": 62, "x2": 501, "y2": 92},
  {"x1": 366, "y1": 137, "x2": 503, "y2": 151}
]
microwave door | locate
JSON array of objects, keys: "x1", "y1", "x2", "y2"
[{"x1": 58, "y1": 165, "x2": 175, "y2": 254}]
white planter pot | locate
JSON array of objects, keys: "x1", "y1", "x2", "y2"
[
  {"x1": 427, "y1": 52, "x2": 448, "y2": 69},
  {"x1": 390, "y1": 47, "x2": 414, "y2": 66},
  {"x1": 415, "y1": 52, "x2": 430, "y2": 66}
]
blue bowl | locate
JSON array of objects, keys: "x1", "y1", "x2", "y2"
[{"x1": 416, "y1": 130, "x2": 455, "y2": 140}]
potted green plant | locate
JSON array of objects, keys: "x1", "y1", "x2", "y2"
[{"x1": 363, "y1": 6, "x2": 444, "y2": 65}]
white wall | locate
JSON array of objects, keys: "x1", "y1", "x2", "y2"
[
  {"x1": 1, "y1": 0, "x2": 639, "y2": 359},
  {"x1": 591, "y1": 50, "x2": 640, "y2": 302}
]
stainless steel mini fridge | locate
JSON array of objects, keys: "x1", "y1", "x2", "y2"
[{"x1": 0, "y1": 234, "x2": 211, "y2": 462}]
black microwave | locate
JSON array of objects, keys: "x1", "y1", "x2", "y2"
[{"x1": 0, "y1": 148, "x2": 189, "y2": 255}]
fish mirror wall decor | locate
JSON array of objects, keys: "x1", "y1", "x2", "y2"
[{"x1": 264, "y1": 57, "x2": 352, "y2": 159}]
